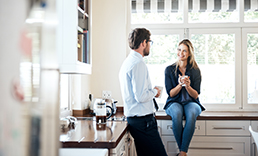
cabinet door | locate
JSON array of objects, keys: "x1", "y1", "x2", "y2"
[
  {"x1": 161, "y1": 136, "x2": 178, "y2": 156},
  {"x1": 206, "y1": 120, "x2": 250, "y2": 136},
  {"x1": 188, "y1": 136, "x2": 250, "y2": 156},
  {"x1": 57, "y1": 0, "x2": 77, "y2": 64},
  {"x1": 162, "y1": 136, "x2": 250, "y2": 156},
  {"x1": 161, "y1": 120, "x2": 205, "y2": 136},
  {"x1": 110, "y1": 134, "x2": 126, "y2": 156}
]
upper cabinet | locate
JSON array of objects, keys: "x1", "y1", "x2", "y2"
[{"x1": 57, "y1": 0, "x2": 92, "y2": 74}]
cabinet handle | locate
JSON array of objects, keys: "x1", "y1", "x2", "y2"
[
  {"x1": 195, "y1": 125, "x2": 200, "y2": 130},
  {"x1": 167, "y1": 125, "x2": 200, "y2": 130},
  {"x1": 167, "y1": 125, "x2": 172, "y2": 130},
  {"x1": 189, "y1": 147, "x2": 233, "y2": 150},
  {"x1": 212, "y1": 127, "x2": 243, "y2": 130}
]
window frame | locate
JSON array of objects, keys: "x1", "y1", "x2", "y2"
[
  {"x1": 189, "y1": 28, "x2": 242, "y2": 111},
  {"x1": 130, "y1": 0, "x2": 258, "y2": 111},
  {"x1": 242, "y1": 28, "x2": 258, "y2": 110}
]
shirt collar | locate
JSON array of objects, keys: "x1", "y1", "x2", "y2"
[{"x1": 131, "y1": 50, "x2": 143, "y2": 60}]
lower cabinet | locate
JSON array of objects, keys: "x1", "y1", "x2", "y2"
[
  {"x1": 162, "y1": 136, "x2": 250, "y2": 156},
  {"x1": 110, "y1": 132, "x2": 136, "y2": 156},
  {"x1": 158, "y1": 120, "x2": 258, "y2": 156}
]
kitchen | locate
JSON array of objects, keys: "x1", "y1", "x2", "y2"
[{"x1": 1, "y1": 0, "x2": 258, "y2": 156}]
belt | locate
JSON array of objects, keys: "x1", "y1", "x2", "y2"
[{"x1": 128, "y1": 113, "x2": 155, "y2": 118}]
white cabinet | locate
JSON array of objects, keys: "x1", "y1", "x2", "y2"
[
  {"x1": 188, "y1": 136, "x2": 250, "y2": 156},
  {"x1": 59, "y1": 148, "x2": 108, "y2": 156},
  {"x1": 161, "y1": 136, "x2": 250, "y2": 156},
  {"x1": 110, "y1": 134, "x2": 127, "y2": 156},
  {"x1": 158, "y1": 120, "x2": 252, "y2": 156},
  {"x1": 160, "y1": 120, "x2": 205, "y2": 136},
  {"x1": 57, "y1": 0, "x2": 92, "y2": 74},
  {"x1": 110, "y1": 132, "x2": 136, "y2": 156},
  {"x1": 206, "y1": 120, "x2": 250, "y2": 136}
]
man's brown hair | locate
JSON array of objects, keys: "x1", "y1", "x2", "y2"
[{"x1": 128, "y1": 28, "x2": 151, "y2": 50}]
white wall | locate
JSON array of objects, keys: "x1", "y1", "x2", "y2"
[{"x1": 84, "y1": 0, "x2": 130, "y2": 106}]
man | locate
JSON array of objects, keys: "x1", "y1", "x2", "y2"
[{"x1": 119, "y1": 28, "x2": 168, "y2": 156}]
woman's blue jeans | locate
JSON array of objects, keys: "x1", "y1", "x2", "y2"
[{"x1": 165, "y1": 102, "x2": 202, "y2": 153}]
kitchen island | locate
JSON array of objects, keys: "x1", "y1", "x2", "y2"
[
  {"x1": 60, "y1": 110, "x2": 258, "y2": 156},
  {"x1": 60, "y1": 117, "x2": 134, "y2": 156}
]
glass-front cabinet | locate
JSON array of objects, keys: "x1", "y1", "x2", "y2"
[{"x1": 57, "y1": 0, "x2": 92, "y2": 74}]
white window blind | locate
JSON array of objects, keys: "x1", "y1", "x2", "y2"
[{"x1": 131, "y1": 0, "x2": 258, "y2": 13}]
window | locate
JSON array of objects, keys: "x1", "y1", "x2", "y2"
[
  {"x1": 189, "y1": 0, "x2": 239, "y2": 23},
  {"x1": 246, "y1": 33, "x2": 258, "y2": 103},
  {"x1": 244, "y1": 0, "x2": 258, "y2": 22},
  {"x1": 131, "y1": 0, "x2": 258, "y2": 111},
  {"x1": 189, "y1": 28, "x2": 241, "y2": 110},
  {"x1": 143, "y1": 30, "x2": 183, "y2": 103},
  {"x1": 131, "y1": 0, "x2": 183, "y2": 23},
  {"x1": 242, "y1": 28, "x2": 258, "y2": 109}
]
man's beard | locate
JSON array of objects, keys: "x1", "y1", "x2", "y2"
[{"x1": 143, "y1": 45, "x2": 149, "y2": 56}]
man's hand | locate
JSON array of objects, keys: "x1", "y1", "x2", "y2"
[{"x1": 154, "y1": 86, "x2": 161, "y2": 98}]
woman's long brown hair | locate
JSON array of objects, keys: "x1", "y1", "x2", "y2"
[{"x1": 174, "y1": 39, "x2": 199, "y2": 75}]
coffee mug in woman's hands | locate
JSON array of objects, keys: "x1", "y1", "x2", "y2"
[{"x1": 180, "y1": 75, "x2": 188, "y2": 87}]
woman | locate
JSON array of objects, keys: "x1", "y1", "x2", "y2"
[{"x1": 164, "y1": 39, "x2": 205, "y2": 156}]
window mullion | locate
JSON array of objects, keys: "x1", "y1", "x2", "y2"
[
  {"x1": 183, "y1": 0, "x2": 188, "y2": 26},
  {"x1": 239, "y1": 0, "x2": 244, "y2": 24}
]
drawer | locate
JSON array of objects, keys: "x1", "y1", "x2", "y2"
[
  {"x1": 161, "y1": 136, "x2": 250, "y2": 156},
  {"x1": 206, "y1": 120, "x2": 250, "y2": 136},
  {"x1": 188, "y1": 136, "x2": 250, "y2": 156},
  {"x1": 160, "y1": 120, "x2": 205, "y2": 136}
]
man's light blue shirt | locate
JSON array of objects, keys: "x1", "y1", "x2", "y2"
[{"x1": 119, "y1": 51, "x2": 157, "y2": 117}]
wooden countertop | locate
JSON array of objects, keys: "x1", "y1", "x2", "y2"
[
  {"x1": 60, "y1": 119, "x2": 128, "y2": 149},
  {"x1": 61, "y1": 109, "x2": 258, "y2": 149}
]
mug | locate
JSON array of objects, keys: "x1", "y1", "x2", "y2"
[{"x1": 181, "y1": 75, "x2": 188, "y2": 87}]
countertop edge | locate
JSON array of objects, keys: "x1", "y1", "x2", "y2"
[{"x1": 61, "y1": 122, "x2": 129, "y2": 149}]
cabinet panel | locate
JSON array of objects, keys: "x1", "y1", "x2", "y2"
[
  {"x1": 206, "y1": 120, "x2": 250, "y2": 136},
  {"x1": 161, "y1": 120, "x2": 205, "y2": 136},
  {"x1": 161, "y1": 136, "x2": 178, "y2": 156},
  {"x1": 188, "y1": 136, "x2": 250, "y2": 156},
  {"x1": 162, "y1": 136, "x2": 250, "y2": 156},
  {"x1": 110, "y1": 133, "x2": 128, "y2": 156}
]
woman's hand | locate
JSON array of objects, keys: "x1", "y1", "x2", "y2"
[
  {"x1": 178, "y1": 74, "x2": 191, "y2": 87},
  {"x1": 178, "y1": 74, "x2": 183, "y2": 86},
  {"x1": 183, "y1": 76, "x2": 191, "y2": 87}
]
